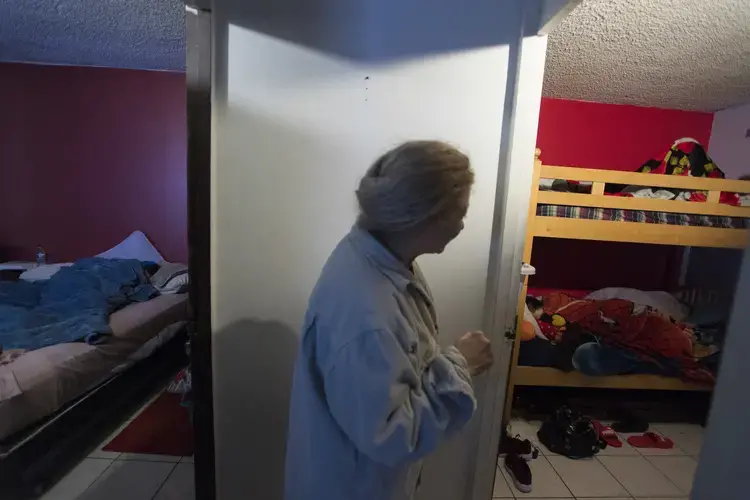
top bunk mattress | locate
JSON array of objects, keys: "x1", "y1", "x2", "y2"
[{"x1": 537, "y1": 204, "x2": 750, "y2": 229}]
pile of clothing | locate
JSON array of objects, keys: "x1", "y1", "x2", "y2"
[
  {"x1": 519, "y1": 287, "x2": 725, "y2": 384},
  {"x1": 541, "y1": 138, "x2": 750, "y2": 207}
]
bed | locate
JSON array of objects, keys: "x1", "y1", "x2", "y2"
[
  {"x1": 0, "y1": 293, "x2": 189, "y2": 442},
  {"x1": 503, "y1": 149, "x2": 750, "y2": 420}
]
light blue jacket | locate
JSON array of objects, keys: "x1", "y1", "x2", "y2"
[{"x1": 284, "y1": 227, "x2": 476, "y2": 500}]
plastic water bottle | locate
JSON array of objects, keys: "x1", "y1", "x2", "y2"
[{"x1": 35, "y1": 246, "x2": 46, "y2": 266}]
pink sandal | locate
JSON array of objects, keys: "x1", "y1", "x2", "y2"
[
  {"x1": 626, "y1": 431, "x2": 674, "y2": 449},
  {"x1": 593, "y1": 420, "x2": 622, "y2": 448}
]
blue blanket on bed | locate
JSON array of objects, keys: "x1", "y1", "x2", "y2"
[{"x1": 0, "y1": 258, "x2": 158, "y2": 351}]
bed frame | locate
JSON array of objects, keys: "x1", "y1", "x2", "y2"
[
  {"x1": 0, "y1": 328, "x2": 189, "y2": 499},
  {"x1": 503, "y1": 149, "x2": 750, "y2": 420}
]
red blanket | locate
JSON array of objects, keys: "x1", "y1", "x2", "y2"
[{"x1": 541, "y1": 292, "x2": 714, "y2": 384}]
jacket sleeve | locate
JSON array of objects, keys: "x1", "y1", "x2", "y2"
[{"x1": 323, "y1": 328, "x2": 476, "y2": 467}]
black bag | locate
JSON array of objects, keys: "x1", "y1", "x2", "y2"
[{"x1": 537, "y1": 406, "x2": 602, "y2": 459}]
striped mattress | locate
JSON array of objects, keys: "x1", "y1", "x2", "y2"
[{"x1": 537, "y1": 204, "x2": 750, "y2": 229}]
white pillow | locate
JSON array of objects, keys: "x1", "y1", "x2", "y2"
[
  {"x1": 97, "y1": 231, "x2": 164, "y2": 263},
  {"x1": 158, "y1": 273, "x2": 189, "y2": 294},
  {"x1": 20, "y1": 263, "x2": 73, "y2": 281},
  {"x1": 585, "y1": 287, "x2": 689, "y2": 322},
  {"x1": 523, "y1": 303, "x2": 545, "y2": 340}
]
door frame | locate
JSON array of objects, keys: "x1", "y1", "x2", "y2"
[
  {"x1": 692, "y1": 242, "x2": 750, "y2": 499},
  {"x1": 469, "y1": 31, "x2": 551, "y2": 500},
  {"x1": 186, "y1": 3, "x2": 215, "y2": 499}
]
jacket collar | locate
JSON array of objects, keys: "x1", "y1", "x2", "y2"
[{"x1": 348, "y1": 226, "x2": 418, "y2": 293}]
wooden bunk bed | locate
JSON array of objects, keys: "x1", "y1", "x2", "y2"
[{"x1": 504, "y1": 148, "x2": 750, "y2": 419}]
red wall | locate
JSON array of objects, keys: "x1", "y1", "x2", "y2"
[
  {"x1": 0, "y1": 63, "x2": 187, "y2": 263},
  {"x1": 530, "y1": 98, "x2": 714, "y2": 290}
]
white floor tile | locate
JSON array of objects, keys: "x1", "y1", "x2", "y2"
[
  {"x1": 508, "y1": 419, "x2": 543, "y2": 445},
  {"x1": 500, "y1": 455, "x2": 572, "y2": 498},
  {"x1": 647, "y1": 455, "x2": 698, "y2": 495},
  {"x1": 180, "y1": 455, "x2": 195, "y2": 463},
  {"x1": 598, "y1": 455, "x2": 684, "y2": 498},
  {"x1": 547, "y1": 455, "x2": 629, "y2": 498},
  {"x1": 77, "y1": 460, "x2": 176, "y2": 500},
  {"x1": 635, "y1": 498, "x2": 688, "y2": 500},
  {"x1": 617, "y1": 430, "x2": 685, "y2": 456},
  {"x1": 87, "y1": 449, "x2": 121, "y2": 460},
  {"x1": 653, "y1": 423, "x2": 704, "y2": 456},
  {"x1": 40, "y1": 458, "x2": 112, "y2": 500},
  {"x1": 154, "y1": 462, "x2": 195, "y2": 500},
  {"x1": 119, "y1": 452, "x2": 182, "y2": 462},
  {"x1": 492, "y1": 466, "x2": 514, "y2": 498}
]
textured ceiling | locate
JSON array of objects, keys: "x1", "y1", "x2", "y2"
[
  {"x1": 0, "y1": 0, "x2": 185, "y2": 71},
  {"x1": 3, "y1": 0, "x2": 750, "y2": 111},
  {"x1": 544, "y1": 0, "x2": 750, "y2": 112}
]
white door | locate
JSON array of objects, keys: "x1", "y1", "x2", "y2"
[{"x1": 209, "y1": 1, "x2": 567, "y2": 499}]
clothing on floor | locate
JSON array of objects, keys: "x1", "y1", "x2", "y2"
[{"x1": 284, "y1": 227, "x2": 475, "y2": 500}]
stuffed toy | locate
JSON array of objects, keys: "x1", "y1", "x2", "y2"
[
  {"x1": 519, "y1": 319, "x2": 536, "y2": 341},
  {"x1": 551, "y1": 314, "x2": 567, "y2": 329}
]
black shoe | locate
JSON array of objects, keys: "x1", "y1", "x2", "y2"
[
  {"x1": 498, "y1": 433, "x2": 539, "y2": 461},
  {"x1": 504, "y1": 453, "x2": 532, "y2": 494},
  {"x1": 612, "y1": 413, "x2": 649, "y2": 434}
]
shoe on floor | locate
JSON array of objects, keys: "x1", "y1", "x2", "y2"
[
  {"x1": 498, "y1": 432, "x2": 539, "y2": 461},
  {"x1": 504, "y1": 453, "x2": 532, "y2": 493},
  {"x1": 612, "y1": 413, "x2": 649, "y2": 433}
]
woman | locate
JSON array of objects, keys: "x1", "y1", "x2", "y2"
[{"x1": 285, "y1": 141, "x2": 493, "y2": 500}]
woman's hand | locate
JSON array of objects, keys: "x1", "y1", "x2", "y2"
[{"x1": 455, "y1": 331, "x2": 493, "y2": 376}]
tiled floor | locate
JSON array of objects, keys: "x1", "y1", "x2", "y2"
[
  {"x1": 40, "y1": 390, "x2": 194, "y2": 500},
  {"x1": 43, "y1": 408, "x2": 700, "y2": 500},
  {"x1": 492, "y1": 418, "x2": 701, "y2": 499}
]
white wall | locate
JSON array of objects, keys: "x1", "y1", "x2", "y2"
[
  {"x1": 210, "y1": 1, "x2": 550, "y2": 498},
  {"x1": 708, "y1": 102, "x2": 750, "y2": 179},
  {"x1": 684, "y1": 101, "x2": 750, "y2": 289}
]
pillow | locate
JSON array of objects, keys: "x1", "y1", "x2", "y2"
[
  {"x1": 20, "y1": 263, "x2": 73, "y2": 281},
  {"x1": 523, "y1": 302, "x2": 545, "y2": 340},
  {"x1": 151, "y1": 262, "x2": 189, "y2": 294},
  {"x1": 97, "y1": 231, "x2": 164, "y2": 263},
  {"x1": 585, "y1": 287, "x2": 689, "y2": 322},
  {"x1": 158, "y1": 273, "x2": 189, "y2": 294}
]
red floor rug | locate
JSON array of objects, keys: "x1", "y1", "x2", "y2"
[{"x1": 104, "y1": 392, "x2": 193, "y2": 456}]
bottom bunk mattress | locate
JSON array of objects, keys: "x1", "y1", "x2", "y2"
[
  {"x1": 518, "y1": 288, "x2": 721, "y2": 386},
  {"x1": 0, "y1": 293, "x2": 189, "y2": 441}
]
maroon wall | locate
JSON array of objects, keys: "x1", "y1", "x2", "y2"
[
  {"x1": 530, "y1": 98, "x2": 715, "y2": 291},
  {"x1": 0, "y1": 63, "x2": 187, "y2": 263}
]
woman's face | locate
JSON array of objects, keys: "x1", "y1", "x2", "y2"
[{"x1": 421, "y1": 190, "x2": 470, "y2": 254}]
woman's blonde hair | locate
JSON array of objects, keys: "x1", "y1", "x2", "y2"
[{"x1": 356, "y1": 141, "x2": 474, "y2": 233}]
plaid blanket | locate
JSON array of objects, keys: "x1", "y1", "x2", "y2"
[{"x1": 538, "y1": 204, "x2": 749, "y2": 229}]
